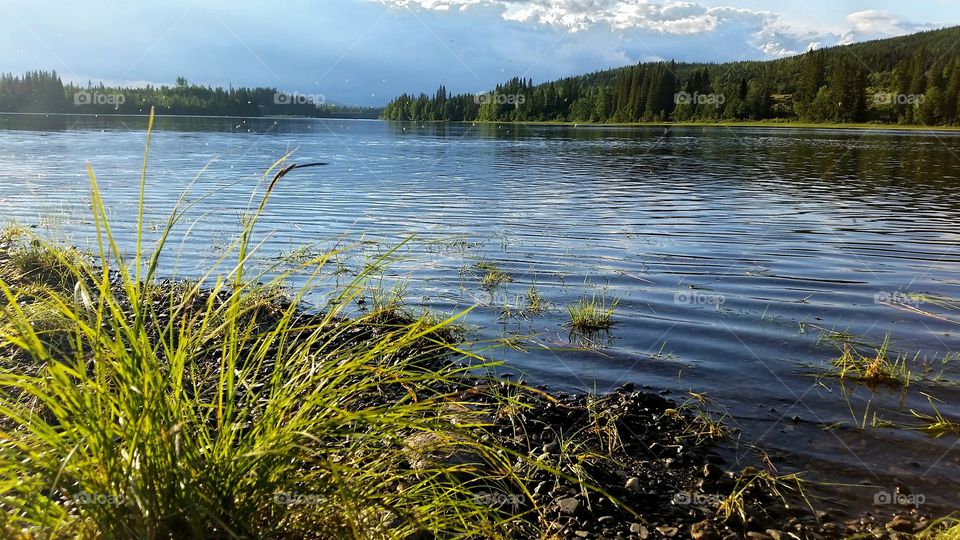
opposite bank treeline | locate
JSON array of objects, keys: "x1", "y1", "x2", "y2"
[
  {"x1": 0, "y1": 74, "x2": 380, "y2": 118},
  {"x1": 383, "y1": 26, "x2": 960, "y2": 126}
]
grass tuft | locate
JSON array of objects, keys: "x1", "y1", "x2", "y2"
[
  {"x1": 524, "y1": 283, "x2": 547, "y2": 314},
  {"x1": 910, "y1": 396, "x2": 960, "y2": 438},
  {"x1": 829, "y1": 337, "x2": 913, "y2": 388},
  {"x1": 567, "y1": 292, "x2": 619, "y2": 331},
  {"x1": 474, "y1": 262, "x2": 512, "y2": 288}
]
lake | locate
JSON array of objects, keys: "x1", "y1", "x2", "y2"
[{"x1": 1, "y1": 113, "x2": 958, "y2": 514}]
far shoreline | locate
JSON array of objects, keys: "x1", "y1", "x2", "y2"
[
  {"x1": 3, "y1": 111, "x2": 960, "y2": 133},
  {"x1": 420, "y1": 119, "x2": 960, "y2": 133}
]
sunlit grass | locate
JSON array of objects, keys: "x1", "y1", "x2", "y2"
[
  {"x1": 716, "y1": 469, "x2": 810, "y2": 524},
  {"x1": 910, "y1": 396, "x2": 960, "y2": 438},
  {"x1": 475, "y1": 261, "x2": 512, "y2": 288},
  {"x1": 829, "y1": 338, "x2": 913, "y2": 388},
  {"x1": 0, "y1": 110, "x2": 545, "y2": 538},
  {"x1": 567, "y1": 292, "x2": 619, "y2": 332},
  {"x1": 524, "y1": 283, "x2": 547, "y2": 314}
]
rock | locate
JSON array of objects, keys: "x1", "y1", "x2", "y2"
[
  {"x1": 887, "y1": 515, "x2": 915, "y2": 533},
  {"x1": 703, "y1": 463, "x2": 722, "y2": 480},
  {"x1": 598, "y1": 516, "x2": 615, "y2": 524},
  {"x1": 542, "y1": 441, "x2": 559, "y2": 454},
  {"x1": 625, "y1": 477, "x2": 641, "y2": 493},
  {"x1": 745, "y1": 533, "x2": 772, "y2": 540},
  {"x1": 630, "y1": 523, "x2": 649, "y2": 538},
  {"x1": 765, "y1": 530, "x2": 786, "y2": 540},
  {"x1": 657, "y1": 526, "x2": 679, "y2": 537},
  {"x1": 690, "y1": 520, "x2": 720, "y2": 540},
  {"x1": 575, "y1": 531, "x2": 589, "y2": 538},
  {"x1": 557, "y1": 497, "x2": 580, "y2": 515}
]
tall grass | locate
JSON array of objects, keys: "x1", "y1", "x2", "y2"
[{"x1": 0, "y1": 110, "x2": 536, "y2": 538}]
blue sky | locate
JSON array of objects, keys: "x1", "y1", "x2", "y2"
[{"x1": 1, "y1": 0, "x2": 958, "y2": 105}]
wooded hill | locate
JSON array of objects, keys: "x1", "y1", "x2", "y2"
[
  {"x1": 0, "y1": 73, "x2": 380, "y2": 118},
  {"x1": 382, "y1": 26, "x2": 960, "y2": 126}
]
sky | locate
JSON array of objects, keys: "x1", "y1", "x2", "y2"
[{"x1": 1, "y1": 0, "x2": 958, "y2": 106}]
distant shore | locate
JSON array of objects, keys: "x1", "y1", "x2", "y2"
[
  {"x1": 449, "y1": 119, "x2": 960, "y2": 132},
  {"x1": 2, "y1": 112, "x2": 959, "y2": 131}
]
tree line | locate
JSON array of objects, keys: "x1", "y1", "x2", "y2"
[
  {"x1": 0, "y1": 72, "x2": 380, "y2": 118},
  {"x1": 383, "y1": 26, "x2": 960, "y2": 126}
]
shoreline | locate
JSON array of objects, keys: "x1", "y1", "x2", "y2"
[
  {"x1": 440, "y1": 119, "x2": 960, "y2": 133},
  {"x1": 3, "y1": 112, "x2": 960, "y2": 132}
]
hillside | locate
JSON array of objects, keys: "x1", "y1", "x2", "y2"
[{"x1": 382, "y1": 26, "x2": 960, "y2": 126}]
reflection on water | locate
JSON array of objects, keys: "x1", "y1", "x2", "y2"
[{"x1": 1, "y1": 114, "x2": 959, "y2": 514}]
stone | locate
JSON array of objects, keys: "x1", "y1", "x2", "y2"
[
  {"x1": 575, "y1": 531, "x2": 589, "y2": 538},
  {"x1": 542, "y1": 441, "x2": 559, "y2": 453},
  {"x1": 690, "y1": 520, "x2": 720, "y2": 540},
  {"x1": 557, "y1": 497, "x2": 580, "y2": 515},
  {"x1": 630, "y1": 523, "x2": 649, "y2": 538},
  {"x1": 625, "y1": 477, "x2": 641, "y2": 493},
  {"x1": 657, "y1": 526, "x2": 679, "y2": 537},
  {"x1": 887, "y1": 515, "x2": 915, "y2": 533}
]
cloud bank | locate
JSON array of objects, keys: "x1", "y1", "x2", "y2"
[{"x1": 374, "y1": 1, "x2": 943, "y2": 57}]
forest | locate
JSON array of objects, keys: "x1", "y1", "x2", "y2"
[
  {"x1": 382, "y1": 26, "x2": 960, "y2": 126},
  {"x1": 0, "y1": 73, "x2": 380, "y2": 118}
]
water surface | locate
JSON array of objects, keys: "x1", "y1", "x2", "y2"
[{"x1": 1, "y1": 113, "x2": 958, "y2": 514}]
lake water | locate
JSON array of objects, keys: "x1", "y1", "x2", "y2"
[{"x1": 1, "y1": 113, "x2": 958, "y2": 514}]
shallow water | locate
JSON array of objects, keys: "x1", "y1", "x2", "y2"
[{"x1": 1, "y1": 113, "x2": 958, "y2": 514}]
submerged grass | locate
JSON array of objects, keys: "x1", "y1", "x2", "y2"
[
  {"x1": 474, "y1": 261, "x2": 512, "y2": 289},
  {"x1": 567, "y1": 291, "x2": 619, "y2": 332},
  {"x1": 0, "y1": 111, "x2": 545, "y2": 538}
]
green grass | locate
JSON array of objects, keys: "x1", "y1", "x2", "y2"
[
  {"x1": 910, "y1": 396, "x2": 960, "y2": 438},
  {"x1": 474, "y1": 261, "x2": 512, "y2": 288},
  {"x1": 716, "y1": 469, "x2": 810, "y2": 524},
  {"x1": 566, "y1": 292, "x2": 619, "y2": 332},
  {"x1": 918, "y1": 516, "x2": 960, "y2": 539},
  {"x1": 0, "y1": 110, "x2": 546, "y2": 538},
  {"x1": 829, "y1": 338, "x2": 913, "y2": 388},
  {"x1": 524, "y1": 283, "x2": 547, "y2": 314}
]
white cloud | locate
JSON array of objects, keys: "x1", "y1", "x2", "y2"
[
  {"x1": 377, "y1": 0, "x2": 781, "y2": 34},
  {"x1": 371, "y1": 0, "x2": 836, "y2": 62},
  {"x1": 839, "y1": 10, "x2": 939, "y2": 43},
  {"x1": 847, "y1": 10, "x2": 917, "y2": 36}
]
